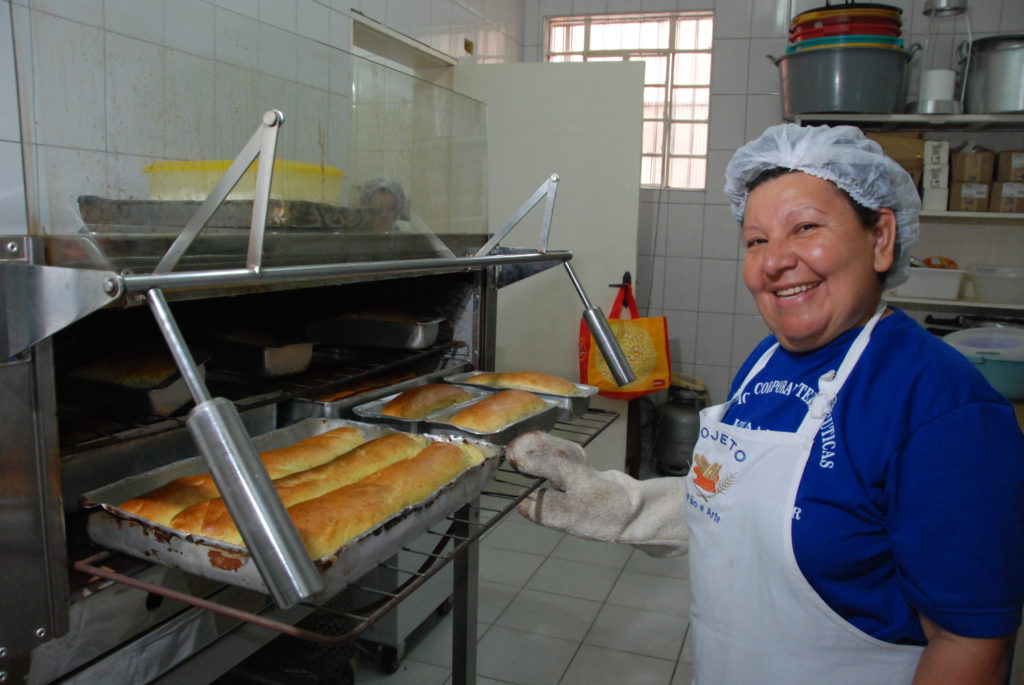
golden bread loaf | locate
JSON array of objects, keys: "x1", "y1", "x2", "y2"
[
  {"x1": 380, "y1": 384, "x2": 473, "y2": 419},
  {"x1": 69, "y1": 348, "x2": 181, "y2": 390},
  {"x1": 467, "y1": 371, "x2": 580, "y2": 396},
  {"x1": 290, "y1": 441, "x2": 484, "y2": 559},
  {"x1": 169, "y1": 432, "x2": 430, "y2": 545},
  {"x1": 449, "y1": 389, "x2": 548, "y2": 432},
  {"x1": 119, "y1": 426, "x2": 366, "y2": 526}
]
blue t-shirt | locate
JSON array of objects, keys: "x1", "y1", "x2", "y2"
[{"x1": 722, "y1": 308, "x2": 1024, "y2": 644}]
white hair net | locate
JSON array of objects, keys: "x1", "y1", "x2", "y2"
[
  {"x1": 723, "y1": 123, "x2": 920, "y2": 289},
  {"x1": 360, "y1": 176, "x2": 407, "y2": 217}
]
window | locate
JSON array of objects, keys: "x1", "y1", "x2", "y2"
[{"x1": 546, "y1": 12, "x2": 714, "y2": 189}]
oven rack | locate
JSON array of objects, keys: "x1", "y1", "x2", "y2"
[
  {"x1": 58, "y1": 341, "x2": 465, "y2": 455},
  {"x1": 70, "y1": 408, "x2": 618, "y2": 681}
]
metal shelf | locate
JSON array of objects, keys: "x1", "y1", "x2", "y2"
[
  {"x1": 888, "y1": 296, "x2": 1024, "y2": 316},
  {"x1": 792, "y1": 113, "x2": 1024, "y2": 131},
  {"x1": 920, "y1": 210, "x2": 1024, "y2": 221}
]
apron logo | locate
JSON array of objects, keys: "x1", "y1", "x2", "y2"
[{"x1": 691, "y1": 453, "x2": 737, "y2": 501}]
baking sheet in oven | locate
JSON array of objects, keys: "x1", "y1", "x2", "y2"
[
  {"x1": 352, "y1": 385, "x2": 492, "y2": 432},
  {"x1": 305, "y1": 313, "x2": 444, "y2": 350},
  {"x1": 423, "y1": 395, "x2": 559, "y2": 445},
  {"x1": 81, "y1": 418, "x2": 502, "y2": 597},
  {"x1": 279, "y1": 363, "x2": 472, "y2": 424},
  {"x1": 443, "y1": 370, "x2": 598, "y2": 421}
]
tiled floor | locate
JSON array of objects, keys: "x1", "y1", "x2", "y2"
[{"x1": 350, "y1": 492, "x2": 694, "y2": 685}]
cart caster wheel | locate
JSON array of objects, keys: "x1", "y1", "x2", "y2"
[
  {"x1": 437, "y1": 597, "x2": 453, "y2": 615},
  {"x1": 381, "y1": 646, "x2": 401, "y2": 674}
]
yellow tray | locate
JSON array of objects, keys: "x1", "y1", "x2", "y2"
[{"x1": 143, "y1": 159, "x2": 344, "y2": 204}]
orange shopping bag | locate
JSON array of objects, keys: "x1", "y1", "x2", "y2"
[{"x1": 578, "y1": 278, "x2": 671, "y2": 400}]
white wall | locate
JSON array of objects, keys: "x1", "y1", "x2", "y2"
[{"x1": 523, "y1": 0, "x2": 1024, "y2": 404}]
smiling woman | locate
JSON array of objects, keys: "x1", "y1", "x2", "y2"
[{"x1": 501, "y1": 123, "x2": 1024, "y2": 685}]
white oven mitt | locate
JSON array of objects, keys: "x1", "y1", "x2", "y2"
[{"x1": 506, "y1": 431, "x2": 689, "y2": 557}]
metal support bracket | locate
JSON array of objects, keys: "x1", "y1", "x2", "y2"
[
  {"x1": 0, "y1": 237, "x2": 120, "y2": 360},
  {"x1": 153, "y1": 109, "x2": 284, "y2": 275},
  {"x1": 473, "y1": 174, "x2": 559, "y2": 258}
]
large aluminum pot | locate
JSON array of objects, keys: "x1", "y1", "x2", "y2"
[
  {"x1": 771, "y1": 46, "x2": 912, "y2": 117},
  {"x1": 961, "y1": 34, "x2": 1024, "y2": 114}
]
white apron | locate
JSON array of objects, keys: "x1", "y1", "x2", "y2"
[{"x1": 685, "y1": 307, "x2": 923, "y2": 684}]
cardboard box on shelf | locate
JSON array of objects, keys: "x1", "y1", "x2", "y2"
[
  {"x1": 996, "y1": 150, "x2": 1024, "y2": 182},
  {"x1": 867, "y1": 132, "x2": 924, "y2": 163},
  {"x1": 989, "y1": 182, "x2": 1024, "y2": 213},
  {"x1": 922, "y1": 186, "x2": 949, "y2": 211},
  {"x1": 922, "y1": 164, "x2": 949, "y2": 189},
  {"x1": 951, "y1": 147, "x2": 995, "y2": 182},
  {"x1": 923, "y1": 140, "x2": 950, "y2": 166},
  {"x1": 949, "y1": 182, "x2": 990, "y2": 211}
]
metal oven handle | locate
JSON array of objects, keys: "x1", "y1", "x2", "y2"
[{"x1": 147, "y1": 287, "x2": 324, "y2": 608}]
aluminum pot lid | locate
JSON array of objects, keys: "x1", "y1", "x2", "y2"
[
  {"x1": 969, "y1": 33, "x2": 1024, "y2": 52},
  {"x1": 945, "y1": 326, "x2": 1024, "y2": 362}
]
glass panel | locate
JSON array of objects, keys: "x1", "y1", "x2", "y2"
[
  {"x1": 670, "y1": 123, "x2": 708, "y2": 155},
  {"x1": 697, "y1": 18, "x2": 714, "y2": 49},
  {"x1": 14, "y1": 6, "x2": 489, "y2": 268},
  {"x1": 673, "y1": 53, "x2": 712, "y2": 86},
  {"x1": 591, "y1": 21, "x2": 626, "y2": 50},
  {"x1": 569, "y1": 24, "x2": 585, "y2": 52},
  {"x1": 668, "y1": 156, "x2": 706, "y2": 189},
  {"x1": 632, "y1": 55, "x2": 667, "y2": 85},
  {"x1": 641, "y1": 155, "x2": 663, "y2": 186},
  {"x1": 588, "y1": 56, "x2": 623, "y2": 62},
  {"x1": 550, "y1": 25, "x2": 568, "y2": 53},
  {"x1": 642, "y1": 121, "x2": 664, "y2": 155},
  {"x1": 671, "y1": 87, "x2": 710, "y2": 120},
  {"x1": 675, "y1": 19, "x2": 697, "y2": 49},
  {"x1": 643, "y1": 86, "x2": 665, "y2": 119},
  {"x1": 639, "y1": 19, "x2": 671, "y2": 50}
]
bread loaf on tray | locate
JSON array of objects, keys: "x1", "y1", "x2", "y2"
[
  {"x1": 380, "y1": 383, "x2": 473, "y2": 419},
  {"x1": 170, "y1": 432, "x2": 430, "y2": 545},
  {"x1": 290, "y1": 441, "x2": 484, "y2": 559},
  {"x1": 449, "y1": 389, "x2": 548, "y2": 432},
  {"x1": 119, "y1": 426, "x2": 366, "y2": 526},
  {"x1": 467, "y1": 371, "x2": 580, "y2": 396}
]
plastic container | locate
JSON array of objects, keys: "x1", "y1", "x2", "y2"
[
  {"x1": 654, "y1": 373, "x2": 710, "y2": 477},
  {"x1": 966, "y1": 265, "x2": 1024, "y2": 304},
  {"x1": 887, "y1": 267, "x2": 964, "y2": 300},
  {"x1": 944, "y1": 327, "x2": 1024, "y2": 400},
  {"x1": 143, "y1": 159, "x2": 345, "y2": 204},
  {"x1": 771, "y1": 46, "x2": 912, "y2": 117}
]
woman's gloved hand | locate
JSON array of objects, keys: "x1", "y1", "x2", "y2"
[{"x1": 506, "y1": 431, "x2": 689, "y2": 557}]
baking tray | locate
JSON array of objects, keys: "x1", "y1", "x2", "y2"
[
  {"x1": 205, "y1": 334, "x2": 314, "y2": 378},
  {"x1": 443, "y1": 370, "x2": 598, "y2": 421},
  {"x1": 62, "y1": 351, "x2": 212, "y2": 417},
  {"x1": 278, "y1": 363, "x2": 470, "y2": 425},
  {"x1": 351, "y1": 385, "x2": 492, "y2": 433},
  {"x1": 305, "y1": 313, "x2": 444, "y2": 350},
  {"x1": 81, "y1": 418, "x2": 502, "y2": 598},
  {"x1": 423, "y1": 395, "x2": 559, "y2": 445}
]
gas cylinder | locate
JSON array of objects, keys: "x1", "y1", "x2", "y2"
[{"x1": 654, "y1": 373, "x2": 709, "y2": 476}]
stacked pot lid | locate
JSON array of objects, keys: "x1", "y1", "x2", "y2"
[{"x1": 788, "y1": 2, "x2": 904, "y2": 54}]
